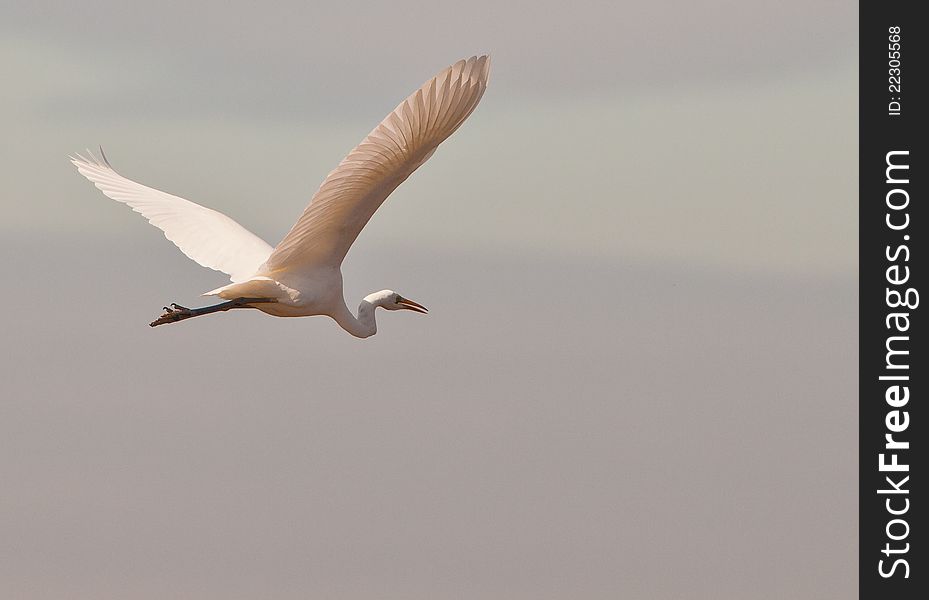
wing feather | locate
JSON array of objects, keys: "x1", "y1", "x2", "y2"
[
  {"x1": 265, "y1": 55, "x2": 490, "y2": 272},
  {"x1": 71, "y1": 150, "x2": 274, "y2": 282}
]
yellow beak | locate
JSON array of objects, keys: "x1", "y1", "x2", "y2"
[{"x1": 397, "y1": 296, "x2": 428, "y2": 314}]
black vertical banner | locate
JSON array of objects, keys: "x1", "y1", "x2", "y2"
[{"x1": 861, "y1": 3, "x2": 926, "y2": 598}]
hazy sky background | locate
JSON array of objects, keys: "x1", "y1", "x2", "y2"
[{"x1": 2, "y1": 1, "x2": 857, "y2": 598}]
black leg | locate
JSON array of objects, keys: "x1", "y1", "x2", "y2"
[{"x1": 149, "y1": 297, "x2": 277, "y2": 327}]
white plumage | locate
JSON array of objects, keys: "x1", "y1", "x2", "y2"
[
  {"x1": 72, "y1": 55, "x2": 490, "y2": 337},
  {"x1": 72, "y1": 151, "x2": 275, "y2": 283}
]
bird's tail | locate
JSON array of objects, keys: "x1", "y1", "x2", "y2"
[{"x1": 202, "y1": 276, "x2": 292, "y2": 301}]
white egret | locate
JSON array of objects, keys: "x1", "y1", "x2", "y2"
[{"x1": 72, "y1": 55, "x2": 490, "y2": 337}]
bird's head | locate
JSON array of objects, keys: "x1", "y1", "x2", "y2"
[
  {"x1": 380, "y1": 290, "x2": 429, "y2": 314},
  {"x1": 363, "y1": 290, "x2": 428, "y2": 314}
]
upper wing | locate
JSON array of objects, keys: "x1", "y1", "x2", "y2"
[
  {"x1": 265, "y1": 55, "x2": 490, "y2": 273},
  {"x1": 71, "y1": 150, "x2": 274, "y2": 282}
]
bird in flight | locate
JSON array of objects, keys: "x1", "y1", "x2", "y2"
[{"x1": 72, "y1": 55, "x2": 490, "y2": 337}]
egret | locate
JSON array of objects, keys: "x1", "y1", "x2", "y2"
[{"x1": 72, "y1": 55, "x2": 490, "y2": 337}]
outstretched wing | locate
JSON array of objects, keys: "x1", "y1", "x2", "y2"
[
  {"x1": 266, "y1": 55, "x2": 490, "y2": 273},
  {"x1": 71, "y1": 150, "x2": 274, "y2": 282}
]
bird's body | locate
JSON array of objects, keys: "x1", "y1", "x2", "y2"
[{"x1": 72, "y1": 55, "x2": 489, "y2": 337}]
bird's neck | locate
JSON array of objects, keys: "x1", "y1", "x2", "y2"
[{"x1": 333, "y1": 298, "x2": 378, "y2": 339}]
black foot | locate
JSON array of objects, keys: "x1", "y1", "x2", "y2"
[{"x1": 150, "y1": 303, "x2": 194, "y2": 327}]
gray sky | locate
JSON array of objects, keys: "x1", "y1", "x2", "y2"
[{"x1": 2, "y1": 1, "x2": 857, "y2": 598}]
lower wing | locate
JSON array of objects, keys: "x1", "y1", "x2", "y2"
[{"x1": 72, "y1": 150, "x2": 274, "y2": 282}]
